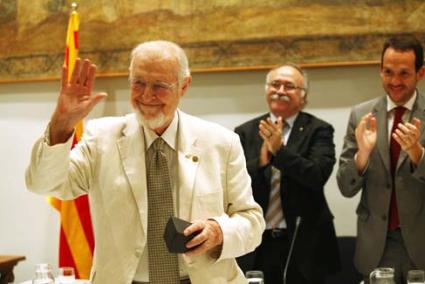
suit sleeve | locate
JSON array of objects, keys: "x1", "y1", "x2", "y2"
[
  {"x1": 234, "y1": 125, "x2": 262, "y2": 178},
  {"x1": 336, "y1": 108, "x2": 365, "y2": 197},
  {"x1": 272, "y1": 123, "x2": 336, "y2": 191},
  {"x1": 412, "y1": 155, "x2": 425, "y2": 183},
  {"x1": 212, "y1": 133, "x2": 265, "y2": 260},
  {"x1": 234, "y1": 124, "x2": 270, "y2": 208},
  {"x1": 25, "y1": 122, "x2": 97, "y2": 199}
]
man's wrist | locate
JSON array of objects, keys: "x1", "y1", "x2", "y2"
[
  {"x1": 355, "y1": 150, "x2": 370, "y2": 174},
  {"x1": 270, "y1": 143, "x2": 283, "y2": 156},
  {"x1": 407, "y1": 143, "x2": 424, "y2": 165}
]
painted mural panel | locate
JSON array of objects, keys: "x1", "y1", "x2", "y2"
[{"x1": 1, "y1": 0, "x2": 424, "y2": 82}]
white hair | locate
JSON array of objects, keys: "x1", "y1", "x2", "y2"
[{"x1": 129, "y1": 40, "x2": 191, "y2": 84}]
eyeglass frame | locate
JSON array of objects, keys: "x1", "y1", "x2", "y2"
[
  {"x1": 129, "y1": 78, "x2": 178, "y2": 96},
  {"x1": 266, "y1": 80, "x2": 306, "y2": 92}
]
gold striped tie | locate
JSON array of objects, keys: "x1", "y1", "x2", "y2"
[
  {"x1": 265, "y1": 166, "x2": 283, "y2": 228},
  {"x1": 147, "y1": 138, "x2": 180, "y2": 283}
]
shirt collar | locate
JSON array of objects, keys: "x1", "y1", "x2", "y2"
[
  {"x1": 386, "y1": 91, "x2": 416, "y2": 112},
  {"x1": 269, "y1": 112, "x2": 298, "y2": 129},
  {"x1": 143, "y1": 112, "x2": 178, "y2": 151}
]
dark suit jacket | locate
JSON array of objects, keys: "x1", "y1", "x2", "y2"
[
  {"x1": 235, "y1": 111, "x2": 341, "y2": 280},
  {"x1": 337, "y1": 93, "x2": 425, "y2": 275}
]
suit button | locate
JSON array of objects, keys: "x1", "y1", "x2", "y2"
[
  {"x1": 350, "y1": 179, "x2": 356, "y2": 185},
  {"x1": 381, "y1": 215, "x2": 387, "y2": 221}
]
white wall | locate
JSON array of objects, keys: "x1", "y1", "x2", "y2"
[{"x1": 2, "y1": 65, "x2": 424, "y2": 282}]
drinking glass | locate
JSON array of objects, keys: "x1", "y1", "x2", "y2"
[
  {"x1": 369, "y1": 267, "x2": 395, "y2": 284},
  {"x1": 245, "y1": 270, "x2": 264, "y2": 284},
  {"x1": 407, "y1": 270, "x2": 425, "y2": 284},
  {"x1": 32, "y1": 263, "x2": 55, "y2": 284},
  {"x1": 56, "y1": 266, "x2": 76, "y2": 284}
]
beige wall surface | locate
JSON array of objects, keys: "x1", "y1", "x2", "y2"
[{"x1": 1, "y1": 65, "x2": 424, "y2": 282}]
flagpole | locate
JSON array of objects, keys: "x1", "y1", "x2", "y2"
[{"x1": 71, "y1": 2, "x2": 78, "y2": 11}]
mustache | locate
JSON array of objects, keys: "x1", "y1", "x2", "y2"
[{"x1": 270, "y1": 93, "x2": 290, "y2": 102}]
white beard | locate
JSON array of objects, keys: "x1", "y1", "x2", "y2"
[{"x1": 133, "y1": 107, "x2": 167, "y2": 131}]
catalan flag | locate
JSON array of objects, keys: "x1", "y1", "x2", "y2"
[{"x1": 47, "y1": 3, "x2": 94, "y2": 279}]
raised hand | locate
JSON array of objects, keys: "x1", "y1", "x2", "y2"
[
  {"x1": 393, "y1": 117, "x2": 424, "y2": 165},
  {"x1": 354, "y1": 113, "x2": 377, "y2": 172},
  {"x1": 50, "y1": 58, "x2": 107, "y2": 144},
  {"x1": 259, "y1": 117, "x2": 284, "y2": 155}
]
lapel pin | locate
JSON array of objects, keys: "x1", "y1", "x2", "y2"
[
  {"x1": 192, "y1": 156, "x2": 199, "y2": 162},
  {"x1": 299, "y1": 127, "x2": 304, "y2": 131}
]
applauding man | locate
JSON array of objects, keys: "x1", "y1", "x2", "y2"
[
  {"x1": 337, "y1": 35, "x2": 425, "y2": 284},
  {"x1": 235, "y1": 64, "x2": 340, "y2": 284}
]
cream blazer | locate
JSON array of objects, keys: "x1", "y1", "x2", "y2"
[{"x1": 26, "y1": 110, "x2": 265, "y2": 284}]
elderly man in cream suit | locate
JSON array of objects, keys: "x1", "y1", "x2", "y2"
[{"x1": 26, "y1": 40, "x2": 264, "y2": 284}]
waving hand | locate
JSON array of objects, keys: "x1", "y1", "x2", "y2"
[{"x1": 50, "y1": 59, "x2": 107, "y2": 144}]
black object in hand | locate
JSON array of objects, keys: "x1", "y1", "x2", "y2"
[{"x1": 163, "y1": 216, "x2": 198, "y2": 253}]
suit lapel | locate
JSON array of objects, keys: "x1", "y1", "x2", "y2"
[
  {"x1": 177, "y1": 111, "x2": 200, "y2": 221},
  {"x1": 374, "y1": 97, "x2": 391, "y2": 174},
  {"x1": 286, "y1": 112, "x2": 308, "y2": 151},
  {"x1": 117, "y1": 116, "x2": 148, "y2": 236}
]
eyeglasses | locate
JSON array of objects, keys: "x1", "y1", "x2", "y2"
[
  {"x1": 267, "y1": 81, "x2": 304, "y2": 92},
  {"x1": 130, "y1": 78, "x2": 176, "y2": 95}
]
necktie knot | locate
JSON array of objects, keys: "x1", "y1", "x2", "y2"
[
  {"x1": 394, "y1": 106, "x2": 406, "y2": 121},
  {"x1": 152, "y1": 138, "x2": 166, "y2": 152}
]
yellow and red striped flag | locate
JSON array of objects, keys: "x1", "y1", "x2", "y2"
[{"x1": 48, "y1": 3, "x2": 94, "y2": 279}]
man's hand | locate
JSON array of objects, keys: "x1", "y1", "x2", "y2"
[
  {"x1": 184, "y1": 219, "x2": 223, "y2": 257},
  {"x1": 394, "y1": 117, "x2": 424, "y2": 165},
  {"x1": 50, "y1": 58, "x2": 107, "y2": 145},
  {"x1": 354, "y1": 112, "x2": 377, "y2": 173},
  {"x1": 258, "y1": 141, "x2": 271, "y2": 167},
  {"x1": 259, "y1": 117, "x2": 284, "y2": 155}
]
